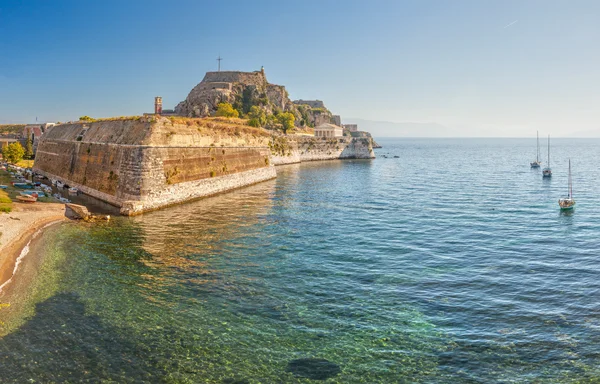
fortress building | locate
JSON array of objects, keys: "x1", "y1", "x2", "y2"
[{"x1": 174, "y1": 68, "x2": 298, "y2": 119}]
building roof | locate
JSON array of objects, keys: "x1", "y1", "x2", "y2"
[{"x1": 23, "y1": 125, "x2": 43, "y2": 137}]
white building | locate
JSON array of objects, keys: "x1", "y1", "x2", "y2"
[{"x1": 314, "y1": 123, "x2": 344, "y2": 138}]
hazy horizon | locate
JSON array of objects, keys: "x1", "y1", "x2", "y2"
[{"x1": 1, "y1": 0, "x2": 599, "y2": 137}]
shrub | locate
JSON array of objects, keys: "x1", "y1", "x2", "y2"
[
  {"x1": 215, "y1": 103, "x2": 239, "y2": 118},
  {"x1": 247, "y1": 106, "x2": 267, "y2": 127}
]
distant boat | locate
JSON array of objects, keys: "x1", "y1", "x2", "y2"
[
  {"x1": 0, "y1": 185, "x2": 7, "y2": 189},
  {"x1": 530, "y1": 131, "x2": 541, "y2": 168},
  {"x1": 559, "y1": 159, "x2": 576, "y2": 210},
  {"x1": 68, "y1": 187, "x2": 78, "y2": 194},
  {"x1": 542, "y1": 135, "x2": 552, "y2": 178}
]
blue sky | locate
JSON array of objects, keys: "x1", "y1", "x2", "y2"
[{"x1": 1, "y1": 0, "x2": 599, "y2": 136}]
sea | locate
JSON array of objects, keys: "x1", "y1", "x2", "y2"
[{"x1": 1, "y1": 138, "x2": 600, "y2": 383}]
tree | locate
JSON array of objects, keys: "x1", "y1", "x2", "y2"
[
  {"x1": 25, "y1": 136, "x2": 34, "y2": 159},
  {"x1": 79, "y1": 116, "x2": 96, "y2": 122},
  {"x1": 215, "y1": 103, "x2": 239, "y2": 118},
  {"x1": 2, "y1": 142, "x2": 25, "y2": 164},
  {"x1": 247, "y1": 106, "x2": 267, "y2": 127},
  {"x1": 278, "y1": 112, "x2": 295, "y2": 134}
]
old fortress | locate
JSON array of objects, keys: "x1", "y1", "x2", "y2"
[{"x1": 29, "y1": 68, "x2": 376, "y2": 215}]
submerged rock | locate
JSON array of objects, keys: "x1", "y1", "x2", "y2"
[{"x1": 286, "y1": 358, "x2": 341, "y2": 380}]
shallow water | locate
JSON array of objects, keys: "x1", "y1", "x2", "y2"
[{"x1": 2, "y1": 138, "x2": 600, "y2": 383}]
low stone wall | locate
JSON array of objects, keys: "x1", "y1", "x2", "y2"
[
  {"x1": 120, "y1": 166, "x2": 276, "y2": 215},
  {"x1": 269, "y1": 136, "x2": 375, "y2": 166}
]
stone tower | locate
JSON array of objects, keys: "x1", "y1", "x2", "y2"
[{"x1": 154, "y1": 97, "x2": 163, "y2": 115}]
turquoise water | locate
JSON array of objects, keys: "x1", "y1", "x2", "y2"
[{"x1": 2, "y1": 138, "x2": 600, "y2": 383}]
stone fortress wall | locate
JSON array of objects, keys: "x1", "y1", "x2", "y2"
[
  {"x1": 293, "y1": 100, "x2": 325, "y2": 109},
  {"x1": 202, "y1": 71, "x2": 267, "y2": 86},
  {"x1": 269, "y1": 136, "x2": 375, "y2": 166},
  {"x1": 33, "y1": 117, "x2": 276, "y2": 215}
]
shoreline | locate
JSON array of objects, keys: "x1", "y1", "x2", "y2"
[{"x1": 0, "y1": 203, "x2": 66, "y2": 293}]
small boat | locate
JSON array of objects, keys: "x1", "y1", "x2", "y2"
[
  {"x1": 530, "y1": 131, "x2": 541, "y2": 168},
  {"x1": 0, "y1": 185, "x2": 7, "y2": 189},
  {"x1": 59, "y1": 197, "x2": 71, "y2": 203},
  {"x1": 542, "y1": 135, "x2": 552, "y2": 178},
  {"x1": 68, "y1": 187, "x2": 78, "y2": 194},
  {"x1": 12, "y1": 182, "x2": 33, "y2": 189},
  {"x1": 559, "y1": 159, "x2": 576, "y2": 210},
  {"x1": 16, "y1": 195, "x2": 37, "y2": 203},
  {"x1": 20, "y1": 191, "x2": 39, "y2": 198}
]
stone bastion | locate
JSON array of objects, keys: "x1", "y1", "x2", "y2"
[{"x1": 33, "y1": 117, "x2": 276, "y2": 215}]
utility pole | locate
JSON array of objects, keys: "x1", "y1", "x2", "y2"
[{"x1": 217, "y1": 55, "x2": 222, "y2": 72}]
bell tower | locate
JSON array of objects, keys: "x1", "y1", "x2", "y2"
[{"x1": 154, "y1": 97, "x2": 163, "y2": 115}]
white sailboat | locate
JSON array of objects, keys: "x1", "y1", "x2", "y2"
[
  {"x1": 559, "y1": 159, "x2": 575, "y2": 210},
  {"x1": 530, "y1": 131, "x2": 541, "y2": 168},
  {"x1": 542, "y1": 135, "x2": 552, "y2": 178}
]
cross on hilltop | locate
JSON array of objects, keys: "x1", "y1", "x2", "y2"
[{"x1": 217, "y1": 55, "x2": 222, "y2": 72}]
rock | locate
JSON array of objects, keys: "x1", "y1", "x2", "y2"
[
  {"x1": 173, "y1": 69, "x2": 304, "y2": 123},
  {"x1": 286, "y1": 358, "x2": 341, "y2": 380},
  {"x1": 65, "y1": 203, "x2": 109, "y2": 222},
  {"x1": 65, "y1": 203, "x2": 90, "y2": 220},
  {"x1": 85, "y1": 214, "x2": 110, "y2": 223}
]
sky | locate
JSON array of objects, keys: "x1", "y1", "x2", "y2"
[{"x1": 1, "y1": 0, "x2": 599, "y2": 137}]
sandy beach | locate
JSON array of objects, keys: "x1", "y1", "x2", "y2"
[{"x1": 0, "y1": 203, "x2": 66, "y2": 291}]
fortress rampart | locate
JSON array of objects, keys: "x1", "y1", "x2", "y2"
[
  {"x1": 33, "y1": 117, "x2": 276, "y2": 215},
  {"x1": 269, "y1": 136, "x2": 375, "y2": 165},
  {"x1": 202, "y1": 71, "x2": 267, "y2": 86}
]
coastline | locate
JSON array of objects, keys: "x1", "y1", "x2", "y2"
[{"x1": 0, "y1": 203, "x2": 66, "y2": 293}]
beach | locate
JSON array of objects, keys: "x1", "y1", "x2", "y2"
[{"x1": 0, "y1": 203, "x2": 66, "y2": 292}]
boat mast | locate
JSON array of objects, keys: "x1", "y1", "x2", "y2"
[
  {"x1": 568, "y1": 159, "x2": 572, "y2": 198},
  {"x1": 536, "y1": 131, "x2": 540, "y2": 162},
  {"x1": 547, "y1": 135, "x2": 550, "y2": 168}
]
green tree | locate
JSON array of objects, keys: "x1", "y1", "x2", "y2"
[
  {"x1": 278, "y1": 112, "x2": 295, "y2": 134},
  {"x1": 25, "y1": 136, "x2": 34, "y2": 159},
  {"x1": 79, "y1": 116, "x2": 96, "y2": 122},
  {"x1": 247, "y1": 106, "x2": 267, "y2": 127},
  {"x1": 2, "y1": 142, "x2": 25, "y2": 164},
  {"x1": 215, "y1": 103, "x2": 239, "y2": 118}
]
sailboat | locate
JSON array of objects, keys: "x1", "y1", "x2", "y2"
[
  {"x1": 559, "y1": 159, "x2": 575, "y2": 210},
  {"x1": 542, "y1": 135, "x2": 552, "y2": 177},
  {"x1": 530, "y1": 131, "x2": 541, "y2": 168}
]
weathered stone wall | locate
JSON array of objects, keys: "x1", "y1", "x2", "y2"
[
  {"x1": 293, "y1": 100, "x2": 325, "y2": 109},
  {"x1": 202, "y1": 71, "x2": 267, "y2": 86},
  {"x1": 121, "y1": 166, "x2": 276, "y2": 215},
  {"x1": 269, "y1": 136, "x2": 375, "y2": 166},
  {"x1": 34, "y1": 117, "x2": 276, "y2": 215}
]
